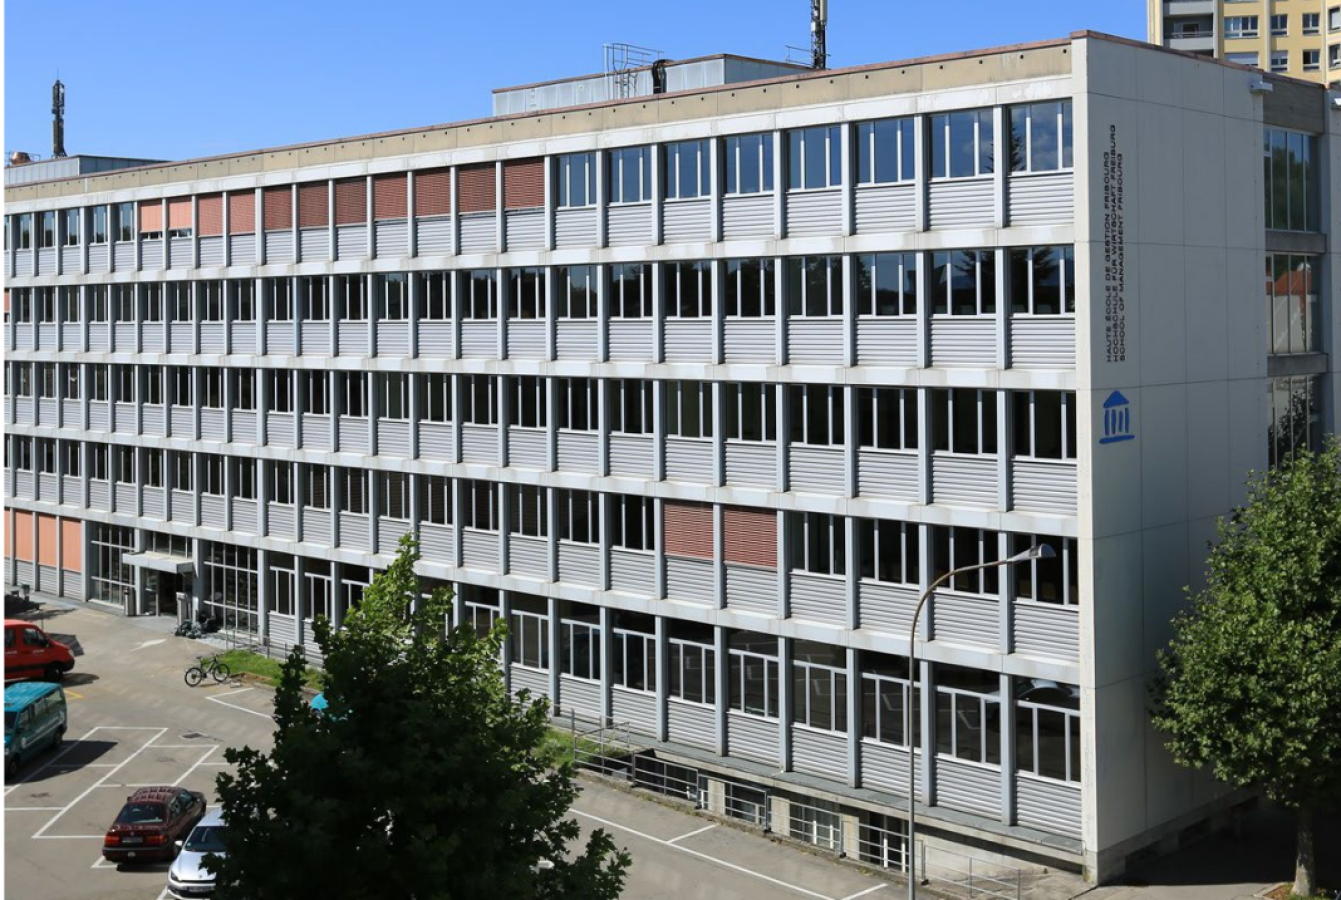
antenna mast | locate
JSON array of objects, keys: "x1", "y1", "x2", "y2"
[
  {"x1": 811, "y1": 0, "x2": 828, "y2": 70},
  {"x1": 52, "y1": 80, "x2": 67, "y2": 159}
]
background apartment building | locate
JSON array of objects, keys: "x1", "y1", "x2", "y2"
[
  {"x1": 1150, "y1": 0, "x2": 1341, "y2": 83},
  {"x1": 4, "y1": 32, "x2": 1337, "y2": 881}
]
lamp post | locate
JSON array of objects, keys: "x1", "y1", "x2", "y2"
[{"x1": 905, "y1": 542, "x2": 1054, "y2": 899}]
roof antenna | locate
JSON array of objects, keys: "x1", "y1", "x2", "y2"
[
  {"x1": 52, "y1": 79, "x2": 67, "y2": 159},
  {"x1": 811, "y1": 0, "x2": 828, "y2": 70}
]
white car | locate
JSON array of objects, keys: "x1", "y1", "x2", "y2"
[{"x1": 166, "y1": 808, "x2": 225, "y2": 898}]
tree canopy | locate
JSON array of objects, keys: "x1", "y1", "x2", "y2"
[{"x1": 212, "y1": 536, "x2": 630, "y2": 900}]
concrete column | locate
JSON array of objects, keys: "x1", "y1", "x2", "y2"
[
  {"x1": 997, "y1": 389, "x2": 1011, "y2": 512},
  {"x1": 915, "y1": 250, "x2": 930, "y2": 369},
  {"x1": 709, "y1": 137, "x2": 723, "y2": 243},
  {"x1": 598, "y1": 605, "x2": 613, "y2": 723},
  {"x1": 992, "y1": 106, "x2": 1007, "y2": 228},
  {"x1": 327, "y1": 181, "x2": 336, "y2": 262},
  {"x1": 994, "y1": 247, "x2": 1009, "y2": 369},
  {"x1": 257, "y1": 547, "x2": 270, "y2": 645},
  {"x1": 773, "y1": 131, "x2": 787, "y2": 238},
  {"x1": 710, "y1": 380, "x2": 725, "y2": 488},
  {"x1": 656, "y1": 615, "x2": 670, "y2": 742},
  {"x1": 844, "y1": 515, "x2": 859, "y2": 631},
  {"x1": 650, "y1": 144, "x2": 664, "y2": 245},
  {"x1": 712, "y1": 503, "x2": 725, "y2": 610},
  {"x1": 256, "y1": 276, "x2": 268, "y2": 358},
  {"x1": 547, "y1": 594, "x2": 561, "y2": 710},
  {"x1": 778, "y1": 635, "x2": 792, "y2": 770},
  {"x1": 449, "y1": 166, "x2": 460, "y2": 257},
  {"x1": 919, "y1": 659, "x2": 935, "y2": 804},
  {"x1": 406, "y1": 171, "x2": 417, "y2": 258},
  {"x1": 496, "y1": 269, "x2": 507, "y2": 362},
  {"x1": 776, "y1": 382, "x2": 789, "y2": 493},
  {"x1": 495, "y1": 160, "x2": 506, "y2": 253},
  {"x1": 913, "y1": 115, "x2": 928, "y2": 232},
  {"x1": 840, "y1": 122, "x2": 855, "y2": 237},
  {"x1": 847, "y1": 647, "x2": 861, "y2": 787},
  {"x1": 653, "y1": 498, "x2": 666, "y2": 600},
  {"x1": 776, "y1": 257, "x2": 790, "y2": 365},
  {"x1": 776, "y1": 510, "x2": 789, "y2": 618},
  {"x1": 544, "y1": 374, "x2": 557, "y2": 473},
  {"x1": 543, "y1": 157, "x2": 556, "y2": 252},
  {"x1": 221, "y1": 193, "x2": 231, "y2": 267},
  {"x1": 843, "y1": 384, "x2": 857, "y2": 498},
  {"x1": 365, "y1": 175, "x2": 374, "y2": 258},
  {"x1": 916, "y1": 389, "x2": 932, "y2": 506},
  {"x1": 651, "y1": 378, "x2": 665, "y2": 482}
]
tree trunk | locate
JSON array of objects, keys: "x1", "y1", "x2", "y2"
[{"x1": 1293, "y1": 806, "x2": 1315, "y2": 898}]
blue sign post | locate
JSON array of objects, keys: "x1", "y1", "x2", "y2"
[{"x1": 1100, "y1": 390, "x2": 1135, "y2": 444}]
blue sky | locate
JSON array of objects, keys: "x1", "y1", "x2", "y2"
[{"x1": 5, "y1": 1, "x2": 1142, "y2": 163}]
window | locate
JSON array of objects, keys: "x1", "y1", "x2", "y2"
[
  {"x1": 462, "y1": 480, "x2": 499, "y2": 530},
  {"x1": 304, "y1": 465, "x2": 330, "y2": 509},
  {"x1": 610, "y1": 263, "x2": 653, "y2": 318},
  {"x1": 232, "y1": 458, "x2": 257, "y2": 500},
  {"x1": 1009, "y1": 100, "x2": 1073, "y2": 173},
  {"x1": 786, "y1": 256, "x2": 844, "y2": 317},
  {"x1": 34, "y1": 287, "x2": 55, "y2": 323},
  {"x1": 61, "y1": 364, "x2": 81, "y2": 401},
  {"x1": 931, "y1": 109, "x2": 994, "y2": 178},
  {"x1": 555, "y1": 152, "x2": 595, "y2": 208},
  {"x1": 858, "y1": 519, "x2": 919, "y2": 586},
  {"x1": 300, "y1": 276, "x2": 328, "y2": 321},
  {"x1": 201, "y1": 455, "x2": 225, "y2": 496},
  {"x1": 788, "y1": 384, "x2": 844, "y2": 446},
  {"x1": 1009, "y1": 246, "x2": 1074, "y2": 315},
  {"x1": 556, "y1": 265, "x2": 595, "y2": 319},
  {"x1": 789, "y1": 512, "x2": 846, "y2": 576},
  {"x1": 38, "y1": 211, "x2": 56, "y2": 249},
  {"x1": 14, "y1": 290, "x2": 32, "y2": 323},
  {"x1": 668, "y1": 620, "x2": 716, "y2": 704},
  {"x1": 723, "y1": 383, "x2": 776, "y2": 442},
  {"x1": 510, "y1": 594, "x2": 550, "y2": 669},
  {"x1": 507, "y1": 268, "x2": 545, "y2": 320},
  {"x1": 16, "y1": 214, "x2": 32, "y2": 250},
  {"x1": 1267, "y1": 255, "x2": 1321, "y2": 355},
  {"x1": 141, "y1": 285, "x2": 164, "y2": 323},
  {"x1": 416, "y1": 271, "x2": 450, "y2": 321},
  {"x1": 723, "y1": 258, "x2": 775, "y2": 317},
  {"x1": 378, "y1": 274, "x2": 408, "y2": 321},
  {"x1": 608, "y1": 146, "x2": 652, "y2": 204},
  {"x1": 1270, "y1": 50, "x2": 1289, "y2": 73},
  {"x1": 1226, "y1": 52, "x2": 1260, "y2": 67},
  {"x1": 556, "y1": 489, "x2": 598, "y2": 544},
  {"x1": 143, "y1": 366, "x2": 164, "y2": 406},
  {"x1": 336, "y1": 275, "x2": 367, "y2": 321},
  {"x1": 90, "y1": 444, "x2": 109, "y2": 481},
  {"x1": 510, "y1": 375, "x2": 547, "y2": 429},
  {"x1": 1012, "y1": 391, "x2": 1076, "y2": 459},
  {"x1": 610, "y1": 495, "x2": 655, "y2": 551},
  {"x1": 228, "y1": 369, "x2": 253, "y2": 411},
  {"x1": 792, "y1": 641, "x2": 847, "y2": 732},
  {"x1": 461, "y1": 270, "x2": 498, "y2": 319},
  {"x1": 728, "y1": 630, "x2": 779, "y2": 718},
  {"x1": 1270, "y1": 14, "x2": 1288, "y2": 35},
  {"x1": 558, "y1": 602, "x2": 601, "y2": 680},
  {"x1": 380, "y1": 472, "x2": 410, "y2": 520},
  {"x1": 268, "y1": 371, "x2": 292, "y2": 413},
  {"x1": 1332, "y1": 44, "x2": 1341, "y2": 67},
  {"x1": 1268, "y1": 375, "x2": 1322, "y2": 467},
  {"x1": 420, "y1": 373, "x2": 452, "y2": 423},
  {"x1": 114, "y1": 203, "x2": 134, "y2": 242},
  {"x1": 14, "y1": 438, "x2": 33, "y2": 471},
  {"x1": 556, "y1": 378, "x2": 598, "y2": 431},
  {"x1": 340, "y1": 468, "x2": 369, "y2": 514},
  {"x1": 936, "y1": 665, "x2": 1001, "y2": 765},
  {"x1": 665, "y1": 381, "x2": 713, "y2": 439},
  {"x1": 423, "y1": 475, "x2": 452, "y2": 525},
  {"x1": 37, "y1": 439, "x2": 57, "y2": 474},
  {"x1": 787, "y1": 125, "x2": 842, "y2": 190},
  {"x1": 201, "y1": 281, "x2": 224, "y2": 323},
  {"x1": 931, "y1": 388, "x2": 997, "y2": 455},
  {"x1": 461, "y1": 375, "x2": 497, "y2": 425},
  {"x1": 862, "y1": 652, "x2": 919, "y2": 747},
  {"x1": 664, "y1": 140, "x2": 710, "y2": 200},
  {"x1": 1264, "y1": 128, "x2": 1320, "y2": 232},
  {"x1": 379, "y1": 373, "x2": 410, "y2": 421},
  {"x1": 115, "y1": 365, "x2": 137, "y2": 404},
  {"x1": 1225, "y1": 15, "x2": 1259, "y2": 37},
  {"x1": 62, "y1": 209, "x2": 80, "y2": 246},
  {"x1": 1332, "y1": 6, "x2": 1341, "y2": 31},
  {"x1": 270, "y1": 461, "x2": 294, "y2": 505},
  {"x1": 301, "y1": 371, "x2": 329, "y2": 416},
  {"x1": 857, "y1": 117, "x2": 915, "y2": 184},
  {"x1": 855, "y1": 253, "x2": 916, "y2": 317},
  {"x1": 1016, "y1": 679, "x2": 1080, "y2": 783},
  {"x1": 857, "y1": 388, "x2": 917, "y2": 450},
  {"x1": 90, "y1": 286, "x2": 108, "y2": 323},
  {"x1": 932, "y1": 250, "x2": 996, "y2": 316},
  {"x1": 340, "y1": 372, "x2": 367, "y2": 418},
  {"x1": 91, "y1": 206, "x2": 108, "y2": 244},
  {"x1": 1010, "y1": 535, "x2": 1078, "y2": 606},
  {"x1": 608, "y1": 379, "x2": 653, "y2": 435},
  {"x1": 60, "y1": 286, "x2": 80, "y2": 323},
  {"x1": 1303, "y1": 12, "x2": 1320, "y2": 34},
  {"x1": 89, "y1": 523, "x2": 135, "y2": 606},
  {"x1": 36, "y1": 363, "x2": 56, "y2": 399},
  {"x1": 932, "y1": 527, "x2": 1000, "y2": 595},
  {"x1": 114, "y1": 284, "x2": 136, "y2": 322},
  {"x1": 91, "y1": 365, "x2": 109, "y2": 401},
  {"x1": 612, "y1": 612, "x2": 656, "y2": 692},
  {"x1": 723, "y1": 133, "x2": 774, "y2": 195},
  {"x1": 666, "y1": 260, "x2": 711, "y2": 318},
  {"x1": 1303, "y1": 49, "x2": 1321, "y2": 71},
  {"x1": 61, "y1": 440, "x2": 81, "y2": 477},
  {"x1": 171, "y1": 451, "x2": 193, "y2": 492}
]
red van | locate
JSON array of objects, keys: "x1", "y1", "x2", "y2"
[{"x1": 4, "y1": 620, "x2": 75, "y2": 682}]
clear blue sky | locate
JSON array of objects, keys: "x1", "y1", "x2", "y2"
[{"x1": 5, "y1": 0, "x2": 1143, "y2": 164}]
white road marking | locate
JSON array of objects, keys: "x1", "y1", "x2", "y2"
[
  {"x1": 32, "y1": 728, "x2": 168, "y2": 840},
  {"x1": 205, "y1": 691, "x2": 274, "y2": 721},
  {"x1": 667, "y1": 822, "x2": 718, "y2": 844},
  {"x1": 173, "y1": 745, "x2": 219, "y2": 786},
  {"x1": 839, "y1": 886, "x2": 888, "y2": 900},
  {"x1": 48, "y1": 763, "x2": 117, "y2": 768},
  {"x1": 4, "y1": 725, "x2": 102, "y2": 794},
  {"x1": 131, "y1": 639, "x2": 167, "y2": 651},
  {"x1": 572, "y1": 808, "x2": 836, "y2": 900}
]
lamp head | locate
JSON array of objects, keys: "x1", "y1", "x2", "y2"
[{"x1": 1007, "y1": 543, "x2": 1056, "y2": 564}]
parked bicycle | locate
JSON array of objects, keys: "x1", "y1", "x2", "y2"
[{"x1": 184, "y1": 655, "x2": 232, "y2": 687}]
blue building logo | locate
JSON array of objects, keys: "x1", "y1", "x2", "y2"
[{"x1": 1100, "y1": 391, "x2": 1135, "y2": 444}]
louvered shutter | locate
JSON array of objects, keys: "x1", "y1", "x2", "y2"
[
  {"x1": 228, "y1": 191, "x2": 256, "y2": 234},
  {"x1": 373, "y1": 174, "x2": 408, "y2": 220},
  {"x1": 414, "y1": 169, "x2": 450, "y2": 217},
  {"x1": 14, "y1": 511, "x2": 33, "y2": 561},
  {"x1": 61, "y1": 519, "x2": 82, "y2": 571},
  {"x1": 263, "y1": 186, "x2": 293, "y2": 230},
  {"x1": 503, "y1": 158, "x2": 545, "y2": 209},
  {"x1": 166, "y1": 198, "x2": 192, "y2": 231},
  {"x1": 197, "y1": 195, "x2": 223, "y2": 236},
  {"x1": 298, "y1": 182, "x2": 329, "y2": 228},
  {"x1": 723, "y1": 507, "x2": 777, "y2": 567},
  {"x1": 138, "y1": 200, "x2": 164, "y2": 233},
  {"x1": 663, "y1": 501, "x2": 714, "y2": 559},
  {"x1": 457, "y1": 165, "x2": 496, "y2": 214},
  {"x1": 333, "y1": 178, "x2": 366, "y2": 225},
  {"x1": 37, "y1": 515, "x2": 58, "y2": 567}
]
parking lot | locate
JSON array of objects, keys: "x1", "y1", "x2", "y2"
[{"x1": 5, "y1": 599, "x2": 896, "y2": 900}]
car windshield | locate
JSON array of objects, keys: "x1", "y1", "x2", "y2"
[
  {"x1": 116, "y1": 802, "x2": 167, "y2": 825},
  {"x1": 184, "y1": 825, "x2": 227, "y2": 853}
]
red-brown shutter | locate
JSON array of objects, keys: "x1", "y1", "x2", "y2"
[
  {"x1": 37, "y1": 514, "x2": 57, "y2": 568},
  {"x1": 723, "y1": 507, "x2": 777, "y2": 568},
  {"x1": 333, "y1": 178, "x2": 366, "y2": 225},
  {"x1": 373, "y1": 173, "x2": 408, "y2": 220},
  {"x1": 167, "y1": 198, "x2": 192, "y2": 231},
  {"x1": 663, "y1": 501, "x2": 714, "y2": 560},
  {"x1": 61, "y1": 519, "x2": 82, "y2": 572},
  {"x1": 15, "y1": 511, "x2": 33, "y2": 561},
  {"x1": 457, "y1": 164, "x2": 496, "y2": 214},
  {"x1": 228, "y1": 191, "x2": 256, "y2": 234},
  {"x1": 263, "y1": 186, "x2": 293, "y2": 231},
  {"x1": 503, "y1": 158, "x2": 545, "y2": 210},
  {"x1": 414, "y1": 169, "x2": 450, "y2": 217},
  {"x1": 197, "y1": 194, "x2": 223, "y2": 236},
  {"x1": 298, "y1": 182, "x2": 329, "y2": 228},
  {"x1": 138, "y1": 200, "x2": 164, "y2": 233}
]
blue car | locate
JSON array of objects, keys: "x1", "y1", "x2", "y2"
[{"x1": 5, "y1": 682, "x2": 68, "y2": 777}]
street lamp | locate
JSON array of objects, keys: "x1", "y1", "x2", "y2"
[{"x1": 905, "y1": 542, "x2": 1055, "y2": 898}]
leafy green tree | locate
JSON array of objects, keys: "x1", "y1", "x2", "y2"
[
  {"x1": 1152, "y1": 441, "x2": 1341, "y2": 897},
  {"x1": 213, "y1": 536, "x2": 630, "y2": 900}
]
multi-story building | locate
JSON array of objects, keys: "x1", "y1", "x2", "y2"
[
  {"x1": 4, "y1": 31, "x2": 1337, "y2": 882},
  {"x1": 1150, "y1": 0, "x2": 1341, "y2": 84}
]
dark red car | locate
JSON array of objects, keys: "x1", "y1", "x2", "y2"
[{"x1": 103, "y1": 786, "x2": 207, "y2": 864}]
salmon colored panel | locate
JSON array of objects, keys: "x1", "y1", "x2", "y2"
[
  {"x1": 228, "y1": 191, "x2": 256, "y2": 234},
  {"x1": 37, "y1": 515, "x2": 57, "y2": 567},
  {"x1": 457, "y1": 165, "x2": 496, "y2": 214},
  {"x1": 138, "y1": 200, "x2": 164, "y2": 233},
  {"x1": 15, "y1": 511, "x2": 34, "y2": 561},
  {"x1": 414, "y1": 169, "x2": 450, "y2": 217},
  {"x1": 333, "y1": 178, "x2": 366, "y2": 226},
  {"x1": 197, "y1": 195, "x2": 223, "y2": 236},
  {"x1": 373, "y1": 174, "x2": 408, "y2": 220},
  {"x1": 167, "y1": 198, "x2": 192, "y2": 230},
  {"x1": 61, "y1": 519, "x2": 82, "y2": 572},
  {"x1": 263, "y1": 186, "x2": 293, "y2": 231},
  {"x1": 298, "y1": 182, "x2": 328, "y2": 227},
  {"x1": 663, "y1": 501, "x2": 713, "y2": 560},
  {"x1": 503, "y1": 159, "x2": 544, "y2": 210},
  {"x1": 723, "y1": 507, "x2": 777, "y2": 568}
]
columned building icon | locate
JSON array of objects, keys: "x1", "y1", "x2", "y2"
[{"x1": 1100, "y1": 391, "x2": 1134, "y2": 444}]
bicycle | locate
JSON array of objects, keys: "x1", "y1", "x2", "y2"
[{"x1": 184, "y1": 655, "x2": 232, "y2": 687}]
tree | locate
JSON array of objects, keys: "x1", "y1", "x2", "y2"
[
  {"x1": 212, "y1": 536, "x2": 630, "y2": 900},
  {"x1": 1152, "y1": 441, "x2": 1341, "y2": 897}
]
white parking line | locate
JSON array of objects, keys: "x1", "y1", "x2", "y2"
[
  {"x1": 205, "y1": 688, "x2": 275, "y2": 721},
  {"x1": 4, "y1": 725, "x2": 101, "y2": 795},
  {"x1": 839, "y1": 886, "x2": 887, "y2": 900},
  {"x1": 572, "y1": 808, "x2": 835, "y2": 900},
  {"x1": 667, "y1": 822, "x2": 718, "y2": 844},
  {"x1": 32, "y1": 728, "x2": 169, "y2": 840},
  {"x1": 173, "y1": 745, "x2": 219, "y2": 787}
]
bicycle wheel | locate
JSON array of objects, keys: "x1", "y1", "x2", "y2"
[
  {"x1": 184, "y1": 667, "x2": 205, "y2": 688},
  {"x1": 211, "y1": 663, "x2": 232, "y2": 684}
]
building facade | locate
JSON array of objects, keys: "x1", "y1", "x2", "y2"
[
  {"x1": 4, "y1": 32, "x2": 1337, "y2": 881},
  {"x1": 1149, "y1": 0, "x2": 1341, "y2": 83}
]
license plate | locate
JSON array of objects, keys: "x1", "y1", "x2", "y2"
[{"x1": 121, "y1": 836, "x2": 144, "y2": 845}]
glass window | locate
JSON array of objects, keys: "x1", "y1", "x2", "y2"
[
  {"x1": 1009, "y1": 101, "x2": 1073, "y2": 173},
  {"x1": 666, "y1": 260, "x2": 711, "y2": 318},
  {"x1": 855, "y1": 253, "x2": 916, "y2": 317},
  {"x1": 608, "y1": 379, "x2": 653, "y2": 435},
  {"x1": 510, "y1": 594, "x2": 550, "y2": 670},
  {"x1": 611, "y1": 611, "x2": 657, "y2": 692},
  {"x1": 932, "y1": 250, "x2": 996, "y2": 316},
  {"x1": 1010, "y1": 535, "x2": 1078, "y2": 606},
  {"x1": 728, "y1": 630, "x2": 779, "y2": 718},
  {"x1": 377, "y1": 273, "x2": 408, "y2": 321},
  {"x1": 786, "y1": 256, "x2": 844, "y2": 317},
  {"x1": 608, "y1": 146, "x2": 652, "y2": 204},
  {"x1": 610, "y1": 263, "x2": 653, "y2": 318},
  {"x1": 1268, "y1": 375, "x2": 1322, "y2": 467},
  {"x1": 792, "y1": 640, "x2": 847, "y2": 732},
  {"x1": 1010, "y1": 246, "x2": 1074, "y2": 315},
  {"x1": 930, "y1": 388, "x2": 998, "y2": 456},
  {"x1": 856, "y1": 117, "x2": 916, "y2": 184},
  {"x1": 62, "y1": 209, "x2": 80, "y2": 246},
  {"x1": 668, "y1": 620, "x2": 716, "y2": 705},
  {"x1": 556, "y1": 265, "x2": 595, "y2": 319},
  {"x1": 857, "y1": 388, "x2": 918, "y2": 451},
  {"x1": 556, "y1": 378, "x2": 598, "y2": 432},
  {"x1": 423, "y1": 474, "x2": 453, "y2": 525},
  {"x1": 931, "y1": 526, "x2": 1000, "y2": 595},
  {"x1": 1266, "y1": 254, "x2": 1320, "y2": 355},
  {"x1": 114, "y1": 203, "x2": 135, "y2": 242},
  {"x1": 461, "y1": 479, "x2": 499, "y2": 530},
  {"x1": 861, "y1": 652, "x2": 920, "y2": 747},
  {"x1": 380, "y1": 373, "x2": 410, "y2": 421},
  {"x1": 858, "y1": 520, "x2": 919, "y2": 586},
  {"x1": 723, "y1": 383, "x2": 776, "y2": 442},
  {"x1": 931, "y1": 109, "x2": 994, "y2": 179},
  {"x1": 558, "y1": 601, "x2": 601, "y2": 680},
  {"x1": 416, "y1": 271, "x2": 450, "y2": 321},
  {"x1": 1016, "y1": 678, "x2": 1080, "y2": 782},
  {"x1": 336, "y1": 275, "x2": 366, "y2": 320},
  {"x1": 460, "y1": 269, "x2": 498, "y2": 319},
  {"x1": 664, "y1": 140, "x2": 710, "y2": 200},
  {"x1": 723, "y1": 258, "x2": 775, "y2": 318},
  {"x1": 787, "y1": 125, "x2": 842, "y2": 190},
  {"x1": 461, "y1": 375, "x2": 497, "y2": 425},
  {"x1": 509, "y1": 375, "x2": 547, "y2": 429},
  {"x1": 91, "y1": 206, "x2": 109, "y2": 244},
  {"x1": 788, "y1": 512, "x2": 846, "y2": 576},
  {"x1": 723, "y1": 133, "x2": 774, "y2": 195},
  {"x1": 1264, "y1": 128, "x2": 1319, "y2": 231},
  {"x1": 1011, "y1": 391, "x2": 1076, "y2": 460},
  {"x1": 507, "y1": 267, "x2": 545, "y2": 320},
  {"x1": 936, "y1": 665, "x2": 1001, "y2": 765},
  {"x1": 787, "y1": 384, "x2": 844, "y2": 447},
  {"x1": 555, "y1": 152, "x2": 595, "y2": 208},
  {"x1": 1225, "y1": 15, "x2": 1259, "y2": 37},
  {"x1": 610, "y1": 495, "x2": 655, "y2": 551},
  {"x1": 665, "y1": 381, "x2": 713, "y2": 439}
]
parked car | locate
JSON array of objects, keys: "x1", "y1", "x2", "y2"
[
  {"x1": 103, "y1": 786, "x2": 207, "y2": 865},
  {"x1": 4, "y1": 682, "x2": 67, "y2": 777},
  {"x1": 167, "y1": 808, "x2": 226, "y2": 898},
  {"x1": 4, "y1": 619, "x2": 75, "y2": 683}
]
